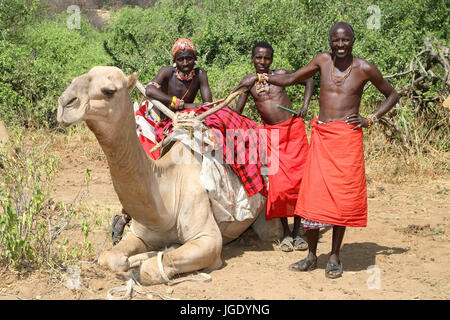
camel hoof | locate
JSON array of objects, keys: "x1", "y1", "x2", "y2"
[
  {"x1": 203, "y1": 256, "x2": 223, "y2": 272},
  {"x1": 137, "y1": 258, "x2": 168, "y2": 286},
  {"x1": 98, "y1": 250, "x2": 130, "y2": 272}
]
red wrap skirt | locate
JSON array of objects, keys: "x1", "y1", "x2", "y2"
[
  {"x1": 295, "y1": 119, "x2": 367, "y2": 227},
  {"x1": 263, "y1": 116, "x2": 309, "y2": 219}
]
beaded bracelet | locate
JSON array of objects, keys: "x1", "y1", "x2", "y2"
[
  {"x1": 365, "y1": 113, "x2": 378, "y2": 128},
  {"x1": 170, "y1": 96, "x2": 184, "y2": 110}
]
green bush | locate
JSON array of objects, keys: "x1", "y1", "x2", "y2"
[
  {"x1": 0, "y1": 11, "x2": 111, "y2": 127},
  {"x1": 0, "y1": 130, "x2": 59, "y2": 267},
  {"x1": 102, "y1": 0, "x2": 448, "y2": 149},
  {"x1": 0, "y1": 0, "x2": 448, "y2": 148}
]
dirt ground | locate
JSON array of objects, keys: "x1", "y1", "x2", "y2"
[{"x1": 0, "y1": 130, "x2": 449, "y2": 301}]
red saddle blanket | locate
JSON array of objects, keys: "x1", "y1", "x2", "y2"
[{"x1": 148, "y1": 106, "x2": 268, "y2": 197}]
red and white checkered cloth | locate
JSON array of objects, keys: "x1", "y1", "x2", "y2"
[{"x1": 135, "y1": 101, "x2": 267, "y2": 197}]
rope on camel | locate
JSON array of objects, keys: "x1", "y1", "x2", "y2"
[{"x1": 106, "y1": 249, "x2": 211, "y2": 300}]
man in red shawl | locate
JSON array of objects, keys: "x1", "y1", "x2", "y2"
[
  {"x1": 111, "y1": 38, "x2": 213, "y2": 244},
  {"x1": 237, "y1": 23, "x2": 399, "y2": 278},
  {"x1": 235, "y1": 41, "x2": 314, "y2": 252}
]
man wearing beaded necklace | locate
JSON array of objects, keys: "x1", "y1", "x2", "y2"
[
  {"x1": 145, "y1": 38, "x2": 213, "y2": 118},
  {"x1": 235, "y1": 41, "x2": 314, "y2": 253},
  {"x1": 110, "y1": 38, "x2": 213, "y2": 245},
  {"x1": 237, "y1": 23, "x2": 399, "y2": 279}
]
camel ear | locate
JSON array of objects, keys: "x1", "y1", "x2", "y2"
[{"x1": 127, "y1": 72, "x2": 137, "y2": 91}]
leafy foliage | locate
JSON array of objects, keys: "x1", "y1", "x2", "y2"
[
  {"x1": 0, "y1": 130, "x2": 59, "y2": 267},
  {"x1": 0, "y1": 0, "x2": 448, "y2": 148},
  {"x1": 0, "y1": 3, "x2": 112, "y2": 127}
]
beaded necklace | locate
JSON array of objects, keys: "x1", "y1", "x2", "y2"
[
  {"x1": 174, "y1": 68, "x2": 196, "y2": 100},
  {"x1": 331, "y1": 56, "x2": 353, "y2": 86},
  {"x1": 176, "y1": 68, "x2": 195, "y2": 81},
  {"x1": 255, "y1": 69, "x2": 274, "y2": 94}
]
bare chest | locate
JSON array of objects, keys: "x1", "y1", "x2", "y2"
[
  {"x1": 319, "y1": 66, "x2": 366, "y2": 96},
  {"x1": 167, "y1": 75, "x2": 200, "y2": 102}
]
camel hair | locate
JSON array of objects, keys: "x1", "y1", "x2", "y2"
[{"x1": 57, "y1": 66, "x2": 280, "y2": 285}]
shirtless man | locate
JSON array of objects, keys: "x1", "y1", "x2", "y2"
[
  {"x1": 235, "y1": 41, "x2": 314, "y2": 252},
  {"x1": 111, "y1": 38, "x2": 213, "y2": 245},
  {"x1": 145, "y1": 38, "x2": 213, "y2": 116},
  {"x1": 238, "y1": 22, "x2": 399, "y2": 278}
]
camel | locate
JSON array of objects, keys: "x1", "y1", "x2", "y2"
[{"x1": 57, "y1": 66, "x2": 280, "y2": 285}]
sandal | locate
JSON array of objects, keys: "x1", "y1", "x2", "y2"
[
  {"x1": 111, "y1": 214, "x2": 130, "y2": 245},
  {"x1": 279, "y1": 236, "x2": 294, "y2": 252},
  {"x1": 325, "y1": 260, "x2": 343, "y2": 279},
  {"x1": 293, "y1": 236, "x2": 308, "y2": 251},
  {"x1": 288, "y1": 257, "x2": 317, "y2": 272}
]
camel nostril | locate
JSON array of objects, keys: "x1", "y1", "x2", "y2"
[{"x1": 65, "y1": 97, "x2": 78, "y2": 107}]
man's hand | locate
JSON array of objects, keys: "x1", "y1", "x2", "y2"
[
  {"x1": 297, "y1": 106, "x2": 308, "y2": 118},
  {"x1": 346, "y1": 113, "x2": 369, "y2": 130}
]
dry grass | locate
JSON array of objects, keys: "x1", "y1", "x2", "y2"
[
  {"x1": 20, "y1": 121, "x2": 449, "y2": 186},
  {"x1": 50, "y1": 124, "x2": 106, "y2": 163},
  {"x1": 364, "y1": 126, "x2": 449, "y2": 184}
]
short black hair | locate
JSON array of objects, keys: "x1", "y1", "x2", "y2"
[
  {"x1": 329, "y1": 22, "x2": 355, "y2": 42},
  {"x1": 252, "y1": 41, "x2": 274, "y2": 58}
]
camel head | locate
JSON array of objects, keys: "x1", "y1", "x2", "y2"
[{"x1": 57, "y1": 66, "x2": 137, "y2": 127}]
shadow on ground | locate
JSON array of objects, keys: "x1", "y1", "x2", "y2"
[{"x1": 315, "y1": 242, "x2": 408, "y2": 271}]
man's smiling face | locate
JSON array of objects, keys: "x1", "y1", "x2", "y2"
[{"x1": 329, "y1": 25, "x2": 354, "y2": 59}]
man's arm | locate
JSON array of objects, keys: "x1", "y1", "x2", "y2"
[
  {"x1": 365, "y1": 63, "x2": 399, "y2": 118},
  {"x1": 198, "y1": 68, "x2": 213, "y2": 103},
  {"x1": 267, "y1": 53, "x2": 324, "y2": 87},
  {"x1": 347, "y1": 62, "x2": 399, "y2": 129},
  {"x1": 276, "y1": 69, "x2": 314, "y2": 117},
  {"x1": 235, "y1": 90, "x2": 249, "y2": 115},
  {"x1": 233, "y1": 72, "x2": 257, "y2": 92},
  {"x1": 145, "y1": 66, "x2": 173, "y2": 105},
  {"x1": 298, "y1": 77, "x2": 314, "y2": 117}
]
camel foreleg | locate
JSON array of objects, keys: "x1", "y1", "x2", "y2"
[
  {"x1": 98, "y1": 232, "x2": 149, "y2": 272},
  {"x1": 137, "y1": 234, "x2": 222, "y2": 285}
]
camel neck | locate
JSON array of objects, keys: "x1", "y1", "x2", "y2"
[{"x1": 87, "y1": 102, "x2": 164, "y2": 226}]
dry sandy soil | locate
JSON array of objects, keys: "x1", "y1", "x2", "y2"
[{"x1": 0, "y1": 128, "x2": 449, "y2": 301}]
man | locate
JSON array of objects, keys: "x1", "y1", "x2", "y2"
[
  {"x1": 237, "y1": 22, "x2": 399, "y2": 278},
  {"x1": 111, "y1": 38, "x2": 213, "y2": 245},
  {"x1": 235, "y1": 41, "x2": 314, "y2": 252},
  {"x1": 145, "y1": 38, "x2": 213, "y2": 115}
]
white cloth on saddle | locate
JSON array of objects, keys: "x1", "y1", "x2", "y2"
[
  {"x1": 170, "y1": 129, "x2": 265, "y2": 224},
  {"x1": 134, "y1": 100, "x2": 159, "y2": 144}
]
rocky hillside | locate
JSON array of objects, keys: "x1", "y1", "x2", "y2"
[
  {"x1": 43, "y1": 0, "x2": 157, "y2": 28},
  {"x1": 44, "y1": 0, "x2": 156, "y2": 11}
]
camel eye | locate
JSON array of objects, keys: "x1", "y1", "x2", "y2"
[{"x1": 101, "y1": 88, "x2": 116, "y2": 97}]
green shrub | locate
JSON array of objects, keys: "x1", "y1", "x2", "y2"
[
  {"x1": 106, "y1": 0, "x2": 449, "y2": 149},
  {"x1": 0, "y1": 13, "x2": 112, "y2": 127},
  {"x1": 0, "y1": 129, "x2": 59, "y2": 267}
]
